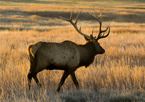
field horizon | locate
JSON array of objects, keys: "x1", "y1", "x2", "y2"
[{"x1": 0, "y1": 0, "x2": 145, "y2": 102}]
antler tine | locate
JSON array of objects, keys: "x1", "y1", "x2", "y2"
[
  {"x1": 87, "y1": 12, "x2": 101, "y2": 23},
  {"x1": 98, "y1": 27, "x2": 110, "y2": 39},
  {"x1": 88, "y1": 9, "x2": 110, "y2": 40},
  {"x1": 59, "y1": 16, "x2": 69, "y2": 21},
  {"x1": 101, "y1": 20, "x2": 110, "y2": 33},
  {"x1": 75, "y1": 10, "x2": 82, "y2": 25},
  {"x1": 70, "y1": 10, "x2": 73, "y2": 20},
  {"x1": 59, "y1": 10, "x2": 73, "y2": 21},
  {"x1": 103, "y1": 21, "x2": 110, "y2": 37},
  {"x1": 97, "y1": 21, "x2": 110, "y2": 39},
  {"x1": 59, "y1": 10, "x2": 90, "y2": 40},
  {"x1": 100, "y1": 10, "x2": 102, "y2": 22},
  {"x1": 79, "y1": 23, "x2": 82, "y2": 31}
]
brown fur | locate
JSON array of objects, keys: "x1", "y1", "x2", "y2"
[{"x1": 27, "y1": 40, "x2": 105, "y2": 92}]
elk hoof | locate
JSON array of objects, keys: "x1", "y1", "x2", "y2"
[{"x1": 57, "y1": 88, "x2": 60, "y2": 92}]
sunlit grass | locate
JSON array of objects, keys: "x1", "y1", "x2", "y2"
[
  {"x1": 0, "y1": 27, "x2": 145, "y2": 101},
  {"x1": 0, "y1": 0, "x2": 145, "y2": 101},
  {"x1": 1, "y1": 0, "x2": 145, "y2": 8}
]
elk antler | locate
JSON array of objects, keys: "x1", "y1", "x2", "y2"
[
  {"x1": 88, "y1": 9, "x2": 110, "y2": 40},
  {"x1": 59, "y1": 10, "x2": 93, "y2": 40}
]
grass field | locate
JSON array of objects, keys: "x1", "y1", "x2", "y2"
[{"x1": 0, "y1": 0, "x2": 145, "y2": 102}]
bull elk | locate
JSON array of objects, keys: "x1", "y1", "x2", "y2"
[{"x1": 27, "y1": 9, "x2": 110, "y2": 92}]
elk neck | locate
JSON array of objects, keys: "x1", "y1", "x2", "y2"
[{"x1": 78, "y1": 41, "x2": 97, "y2": 68}]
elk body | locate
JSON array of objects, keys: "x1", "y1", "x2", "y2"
[{"x1": 27, "y1": 10, "x2": 110, "y2": 92}]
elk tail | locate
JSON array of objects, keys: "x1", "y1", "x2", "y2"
[{"x1": 27, "y1": 45, "x2": 36, "y2": 68}]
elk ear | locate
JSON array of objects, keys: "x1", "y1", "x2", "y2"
[{"x1": 84, "y1": 36, "x2": 91, "y2": 41}]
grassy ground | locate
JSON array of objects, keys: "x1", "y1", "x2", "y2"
[{"x1": 0, "y1": 0, "x2": 145, "y2": 102}]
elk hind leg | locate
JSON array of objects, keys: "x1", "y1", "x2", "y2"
[
  {"x1": 70, "y1": 72, "x2": 79, "y2": 89},
  {"x1": 28, "y1": 72, "x2": 33, "y2": 90},
  {"x1": 28, "y1": 62, "x2": 36, "y2": 90},
  {"x1": 33, "y1": 73, "x2": 42, "y2": 88},
  {"x1": 28, "y1": 63, "x2": 42, "y2": 89},
  {"x1": 28, "y1": 72, "x2": 42, "y2": 89}
]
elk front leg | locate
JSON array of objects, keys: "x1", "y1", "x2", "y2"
[
  {"x1": 57, "y1": 71, "x2": 70, "y2": 92},
  {"x1": 70, "y1": 72, "x2": 79, "y2": 89}
]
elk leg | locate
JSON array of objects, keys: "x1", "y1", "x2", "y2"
[
  {"x1": 33, "y1": 74, "x2": 42, "y2": 88},
  {"x1": 28, "y1": 62, "x2": 37, "y2": 90},
  {"x1": 70, "y1": 72, "x2": 79, "y2": 89},
  {"x1": 57, "y1": 71, "x2": 70, "y2": 92},
  {"x1": 28, "y1": 73, "x2": 33, "y2": 90}
]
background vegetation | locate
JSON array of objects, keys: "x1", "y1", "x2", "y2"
[{"x1": 0, "y1": 0, "x2": 145, "y2": 101}]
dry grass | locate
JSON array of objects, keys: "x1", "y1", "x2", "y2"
[
  {"x1": 0, "y1": 0, "x2": 145, "y2": 101},
  {"x1": 11, "y1": 15, "x2": 24, "y2": 19},
  {"x1": 30, "y1": 15, "x2": 41, "y2": 20},
  {"x1": 0, "y1": 27, "x2": 145, "y2": 101}
]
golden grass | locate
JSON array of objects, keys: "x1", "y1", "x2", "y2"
[
  {"x1": 0, "y1": 27, "x2": 145, "y2": 101},
  {"x1": 30, "y1": 15, "x2": 41, "y2": 20},
  {"x1": 0, "y1": 1, "x2": 145, "y2": 101},
  {"x1": 11, "y1": 15, "x2": 24, "y2": 19},
  {"x1": 1, "y1": 0, "x2": 145, "y2": 9}
]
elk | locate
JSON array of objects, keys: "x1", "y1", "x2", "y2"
[{"x1": 27, "y1": 9, "x2": 110, "y2": 92}]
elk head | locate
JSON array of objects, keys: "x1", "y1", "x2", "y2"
[{"x1": 59, "y1": 9, "x2": 110, "y2": 54}]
